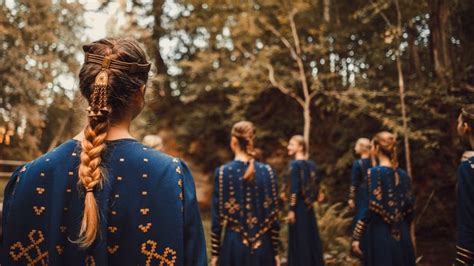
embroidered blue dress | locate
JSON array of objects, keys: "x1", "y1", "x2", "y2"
[
  {"x1": 349, "y1": 158, "x2": 372, "y2": 224},
  {"x1": 348, "y1": 158, "x2": 371, "y2": 259},
  {"x1": 352, "y1": 166, "x2": 415, "y2": 266},
  {"x1": 455, "y1": 156, "x2": 474, "y2": 265},
  {"x1": 287, "y1": 160, "x2": 325, "y2": 266},
  {"x1": 210, "y1": 160, "x2": 280, "y2": 266},
  {"x1": 1, "y1": 139, "x2": 207, "y2": 266}
]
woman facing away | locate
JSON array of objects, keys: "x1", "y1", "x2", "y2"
[
  {"x1": 347, "y1": 138, "x2": 372, "y2": 259},
  {"x1": 455, "y1": 105, "x2": 474, "y2": 265},
  {"x1": 0, "y1": 38, "x2": 206, "y2": 266},
  {"x1": 351, "y1": 132, "x2": 415, "y2": 266},
  {"x1": 285, "y1": 135, "x2": 325, "y2": 266},
  {"x1": 210, "y1": 121, "x2": 280, "y2": 266}
]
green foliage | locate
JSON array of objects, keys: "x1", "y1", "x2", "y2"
[
  {"x1": 316, "y1": 202, "x2": 356, "y2": 265},
  {"x1": 0, "y1": 0, "x2": 84, "y2": 159}
]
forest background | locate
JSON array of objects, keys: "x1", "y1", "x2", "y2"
[{"x1": 1, "y1": 0, "x2": 473, "y2": 264}]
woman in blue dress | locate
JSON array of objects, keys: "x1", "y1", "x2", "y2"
[
  {"x1": 455, "y1": 105, "x2": 474, "y2": 265},
  {"x1": 351, "y1": 131, "x2": 415, "y2": 266},
  {"x1": 1, "y1": 38, "x2": 206, "y2": 266},
  {"x1": 285, "y1": 135, "x2": 325, "y2": 266},
  {"x1": 210, "y1": 121, "x2": 280, "y2": 266},
  {"x1": 348, "y1": 138, "x2": 372, "y2": 259}
]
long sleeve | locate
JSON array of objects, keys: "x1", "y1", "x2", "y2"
[
  {"x1": 349, "y1": 160, "x2": 361, "y2": 200},
  {"x1": 211, "y1": 167, "x2": 222, "y2": 257},
  {"x1": 289, "y1": 162, "x2": 300, "y2": 211},
  {"x1": 456, "y1": 162, "x2": 474, "y2": 265},
  {"x1": 179, "y1": 160, "x2": 207, "y2": 266},
  {"x1": 1, "y1": 164, "x2": 25, "y2": 263},
  {"x1": 352, "y1": 168, "x2": 373, "y2": 241}
]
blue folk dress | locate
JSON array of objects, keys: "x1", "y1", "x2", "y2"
[
  {"x1": 287, "y1": 160, "x2": 325, "y2": 266},
  {"x1": 352, "y1": 166, "x2": 415, "y2": 266},
  {"x1": 1, "y1": 139, "x2": 207, "y2": 266},
  {"x1": 348, "y1": 158, "x2": 371, "y2": 258},
  {"x1": 210, "y1": 160, "x2": 280, "y2": 266},
  {"x1": 455, "y1": 156, "x2": 474, "y2": 265}
]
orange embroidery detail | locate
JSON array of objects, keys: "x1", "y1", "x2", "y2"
[
  {"x1": 141, "y1": 240, "x2": 177, "y2": 266},
  {"x1": 117, "y1": 176, "x2": 123, "y2": 181},
  {"x1": 111, "y1": 210, "x2": 117, "y2": 215},
  {"x1": 179, "y1": 193, "x2": 183, "y2": 200},
  {"x1": 142, "y1": 191, "x2": 148, "y2": 196},
  {"x1": 138, "y1": 223, "x2": 152, "y2": 233},
  {"x1": 56, "y1": 245, "x2": 63, "y2": 255},
  {"x1": 68, "y1": 171, "x2": 74, "y2": 176},
  {"x1": 85, "y1": 255, "x2": 96, "y2": 266},
  {"x1": 140, "y1": 208, "x2": 150, "y2": 215},
  {"x1": 176, "y1": 167, "x2": 182, "y2": 174},
  {"x1": 36, "y1": 187, "x2": 45, "y2": 194},
  {"x1": 9, "y1": 230, "x2": 48, "y2": 265},
  {"x1": 107, "y1": 245, "x2": 119, "y2": 254},
  {"x1": 33, "y1": 206, "x2": 45, "y2": 215},
  {"x1": 108, "y1": 226, "x2": 118, "y2": 233},
  {"x1": 66, "y1": 188, "x2": 72, "y2": 193},
  {"x1": 178, "y1": 179, "x2": 183, "y2": 188}
]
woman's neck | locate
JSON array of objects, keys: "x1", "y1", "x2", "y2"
[
  {"x1": 74, "y1": 121, "x2": 134, "y2": 141},
  {"x1": 378, "y1": 155, "x2": 392, "y2": 167},
  {"x1": 360, "y1": 152, "x2": 370, "y2": 159},
  {"x1": 234, "y1": 150, "x2": 251, "y2": 162},
  {"x1": 295, "y1": 152, "x2": 307, "y2": 160}
]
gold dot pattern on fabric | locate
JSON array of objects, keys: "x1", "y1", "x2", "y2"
[
  {"x1": 66, "y1": 188, "x2": 72, "y2": 193},
  {"x1": 59, "y1": 226, "x2": 67, "y2": 233},
  {"x1": 72, "y1": 152, "x2": 77, "y2": 156},
  {"x1": 141, "y1": 240, "x2": 177, "y2": 266},
  {"x1": 117, "y1": 176, "x2": 123, "y2": 181},
  {"x1": 119, "y1": 158, "x2": 125, "y2": 162},
  {"x1": 144, "y1": 158, "x2": 149, "y2": 162},
  {"x1": 142, "y1": 174, "x2": 148, "y2": 178},
  {"x1": 107, "y1": 245, "x2": 119, "y2": 254},
  {"x1": 40, "y1": 173, "x2": 45, "y2": 177},
  {"x1": 142, "y1": 191, "x2": 148, "y2": 196},
  {"x1": 138, "y1": 223, "x2": 152, "y2": 233},
  {"x1": 36, "y1": 187, "x2": 45, "y2": 194},
  {"x1": 140, "y1": 208, "x2": 150, "y2": 215},
  {"x1": 56, "y1": 245, "x2": 63, "y2": 255},
  {"x1": 33, "y1": 206, "x2": 45, "y2": 215},
  {"x1": 68, "y1": 171, "x2": 74, "y2": 176},
  {"x1": 9, "y1": 230, "x2": 48, "y2": 265},
  {"x1": 108, "y1": 226, "x2": 118, "y2": 233}
]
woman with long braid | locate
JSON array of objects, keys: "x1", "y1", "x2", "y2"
[
  {"x1": 1, "y1": 38, "x2": 206, "y2": 265},
  {"x1": 210, "y1": 121, "x2": 280, "y2": 266},
  {"x1": 351, "y1": 132, "x2": 415, "y2": 266}
]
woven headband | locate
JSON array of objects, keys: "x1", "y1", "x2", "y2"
[{"x1": 84, "y1": 52, "x2": 151, "y2": 73}]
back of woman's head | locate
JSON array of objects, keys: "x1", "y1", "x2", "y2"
[
  {"x1": 372, "y1": 131, "x2": 398, "y2": 169},
  {"x1": 355, "y1": 138, "x2": 371, "y2": 154},
  {"x1": 77, "y1": 38, "x2": 150, "y2": 248},
  {"x1": 231, "y1": 121, "x2": 256, "y2": 181},
  {"x1": 459, "y1": 105, "x2": 474, "y2": 137}
]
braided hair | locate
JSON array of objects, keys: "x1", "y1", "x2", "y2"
[
  {"x1": 76, "y1": 38, "x2": 150, "y2": 247},
  {"x1": 372, "y1": 131, "x2": 400, "y2": 185},
  {"x1": 231, "y1": 121, "x2": 256, "y2": 182}
]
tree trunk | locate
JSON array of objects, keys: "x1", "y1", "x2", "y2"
[
  {"x1": 303, "y1": 102, "x2": 311, "y2": 156},
  {"x1": 407, "y1": 22, "x2": 423, "y2": 80},
  {"x1": 428, "y1": 0, "x2": 452, "y2": 84},
  {"x1": 153, "y1": 0, "x2": 171, "y2": 96}
]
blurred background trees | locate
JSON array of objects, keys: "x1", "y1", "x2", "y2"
[{"x1": 1, "y1": 0, "x2": 474, "y2": 264}]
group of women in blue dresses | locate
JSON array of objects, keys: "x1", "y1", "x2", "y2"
[
  {"x1": 210, "y1": 123, "x2": 325, "y2": 266},
  {"x1": 0, "y1": 36, "x2": 472, "y2": 266}
]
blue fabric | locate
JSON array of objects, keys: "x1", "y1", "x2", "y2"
[
  {"x1": 287, "y1": 160, "x2": 325, "y2": 266},
  {"x1": 356, "y1": 166, "x2": 415, "y2": 266},
  {"x1": 211, "y1": 160, "x2": 279, "y2": 266},
  {"x1": 455, "y1": 156, "x2": 474, "y2": 265},
  {"x1": 351, "y1": 158, "x2": 371, "y2": 223},
  {"x1": 1, "y1": 139, "x2": 207, "y2": 266}
]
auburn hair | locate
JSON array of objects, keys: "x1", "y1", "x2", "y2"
[
  {"x1": 231, "y1": 121, "x2": 256, "y2": 181},
  {"x1": 372, "y1": 131, "x2": 400, "y2": 184},
  {"x1": 76, "y1": 38, "x2": 149, "y2": 247},
  {"x1": 461, "y1": 105, "x2": 474, "y2": 131}
]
